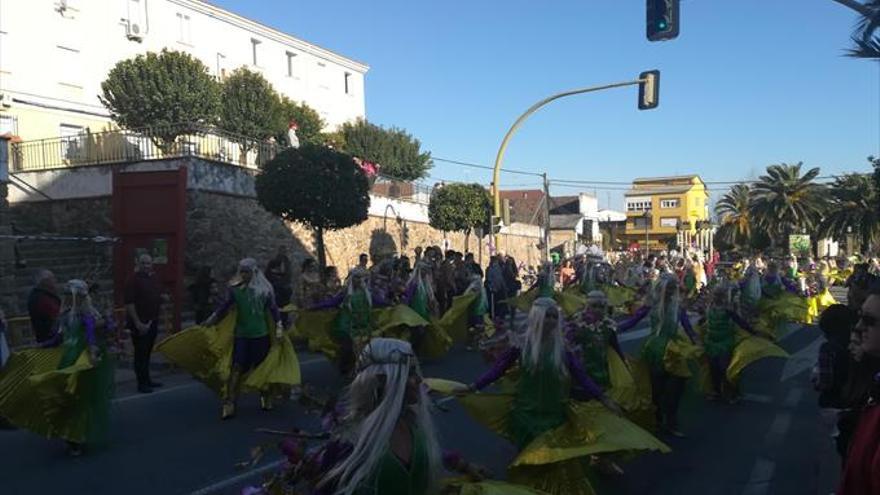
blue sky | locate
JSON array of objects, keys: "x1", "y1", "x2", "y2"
[{"x1": 215, "y1": 0, "x2": 879, "y2": 210}]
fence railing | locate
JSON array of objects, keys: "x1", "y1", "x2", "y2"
[{"x1": 10, "y1": 123, "x2": 281, "y2": 172}]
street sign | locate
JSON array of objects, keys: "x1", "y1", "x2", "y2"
[{"x1": 638, "y1": 70, "x2": 660, "y2": 110}]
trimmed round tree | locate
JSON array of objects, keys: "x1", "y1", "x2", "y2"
[
  {"x1": 99, "y1": 49, "x2": 220, "y2": 151},
  {"x1": 220, "y1": 68, "x2": 283, "y2": 154},
  {"x1": 336, "y1": 119, "x2": 432, "y2": 181},
  {"x1": 428, "y1": 183, "x2": 492, "y2": 251},
  {"x1": 256, "y1": 144, "x2": 370, "y2": 268}
]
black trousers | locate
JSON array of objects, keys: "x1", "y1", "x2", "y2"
[
  {"x1": 651, "y1": 369, "x2": 686, "y2": 427},
  {"x1": 131, "y1": 320, "x2": 158, "y2": 386}
]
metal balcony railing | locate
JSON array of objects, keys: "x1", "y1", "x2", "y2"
[{"x1": 10, "y1": 123, "x2": 281, "y2": 172}]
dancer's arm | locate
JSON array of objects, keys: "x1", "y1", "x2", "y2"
[
  {"x1": 309, "y1": 291, "x2": 345, "y2": 310},
  {"x1": 469, "y1": 347, "x2": 519, "y2": 391},
  {"x1": 679, "y1": 309, "x2": 698, "y2": 344},
  {"x1": 618, "y1": 305, "x2": 650, "y2": 333},
  {"x1": 202, "y1": 288, "x2": 235, "y2": 326},
  {"x1": 564, "y1": 350, "x2": 605, "y2": 399},
  {"x1": 728, "y1": 310, "x2": 756, "y2": 335}
]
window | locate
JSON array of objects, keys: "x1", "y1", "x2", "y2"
[
  {"x1": 176, "y1": 12, "x2": 191, "y2": 44},
  {"x1": 216, "y1": 52, "x2": 227, "y2": 79},
  {"x1": 344, "y1": 72, "x2": 351, "y2": 94},
  {"x1": 57, "y1": 45, "x2": 81, "y2": 87},
  {"x1": 286, "y1": 51, "x2": 297, "y2": 77},
  {"x1": 626, "y1": 200, "x2": 652, "y2": 212},
  {"x1": 0, "y1": 115, "x2": 18, "y2": 135},
  {"x1": 660, "y1": 218, "x2": 678, "y2": 228},
  {"x1": 59, "y1": 124, "x2": 86, "y2": 161},
  {"x1": 631, "y1": 217, "x2": 649, "y2": 229},
  {"x1": 660, "y1": 198, "x2": 679, "y2": 209},
  {"x1": 250, "y1": 38, "x2": 261, "y2": 66}
]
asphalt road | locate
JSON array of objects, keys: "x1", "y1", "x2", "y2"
[{"x1": 0, "y1": 309, "x2": 838, "y2": 495}]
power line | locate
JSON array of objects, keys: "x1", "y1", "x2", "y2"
[{"x1": 432, "y1": 156, "x2": 544, "y2": 178}]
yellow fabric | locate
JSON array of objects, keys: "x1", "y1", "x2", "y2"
[
  {"x1": 806, "y1": 297, "x2": 819, "y2": 325},
  {"x1": 556, "y1": 290, "x2": 586, "y2": 317},
  {"x1": 424, "y1": 377, "x2": 468, "y2": 394},
  {"x1": 438, "y1": 293, "x2": 478, "y2": 343},
  {"x1": 375, "y1": 305, "x2": 450, "y2": 359},
  {"x1": 605, "y1": 285, "x2": 636, "y2": 309},
  {"x1": 0, "y1": 347, "x2": 92, "y2": 443},
  {"x1": 292, "y1": 308, "x2": 340, "y2": 359},
  {"x1": 157, "y1": 309, "x2": 301, "y2": 397},
  {"x1": 817, "y1": 289, "x2": 838, "y2": 313},
  {"x1": 447, "y1": 479, "x2": 551, "y2": 495},
  {"x1": 508, "y1": 459, "x2": 596, "y2": 495},
  {"x1": 514, "y1": 288, "x2": 539, "y2": 313},
  {"x1": 607, "y1": 350, "x2": 656, "y2": 431},
  {"x1": 279, "y1": 304, "x2": 297, "y2": 313},
  {"x1": 727, "y1": 331, "x2": 788, "y2": 384},
  {"x1": 662, "y1": 334, "x2": 703, "y2": 378}
]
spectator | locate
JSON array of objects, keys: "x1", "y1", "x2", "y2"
[
  {"x1": 814, "y1": 304, "x2": 856, "y2": 408},
  {"x1": 485, "y1": 256, "x2": 509, "y2": 319},
  {"x1": 324, "y1": 266, "x2": 342, "y2": 294},
  {"x1": 266, "y1": 246, "x2": 293, "y2": 309},
  {"x1": 838, "y1": 291, "x2": 880, "y2": 494},
  {"x1": 357, "y1": 253, "x2": 369, "y2": 270},
  {"x1": 465, "y1": 252, "x2": 483, "y2": 278},
  {"x1": 124, "y1": 254, "x2": 168, "y2": 394},
  {"x1": 559, "y1": 259, "x2": 576, "y2": 286},
  {"x1": 27, "y1": 269, "x2": 61, "y2": 343}
]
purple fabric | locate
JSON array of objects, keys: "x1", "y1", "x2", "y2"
[
  {"x1": 402, "y1": 279, "x2": 418, "y2": 305},
  {"x1": 83, "y1": 314, "x2": 97, "y2": 347},
  {"x1": 618, "y1": 305, "x2": 650, "y2": 333},
  {"x1": 678, "y1": 309, "x2": 697, "y2": 343},
  {"x1": 564, "y1": 350, "x2": 605, "y2": 399},
  {"x1": 370, "y1": 288, "x2": 390, "y2": 308},
  {"x1": 472, "y1": 346, "x2": 519, "y2": 391},
  {"x1": 310, "y1": 292, "x2": 345, "y2": 310},
  {"x1": 232, "y1": 335, "x2": 271, "y2": 372},
  {"x1": 728, "y1": 310, "x2": 755, "y2": 335},
  {"x1": 214, "y1": 288, "x2": 281, "y2": 325}
]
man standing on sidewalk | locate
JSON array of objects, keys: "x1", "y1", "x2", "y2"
[{"x1": 125, "y1": 254, "x2": 167, "y2": 394}]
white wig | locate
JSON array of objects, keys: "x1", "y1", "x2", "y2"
[
  {"x1": 323, "y1": 338, "x2": 441, "y2": 495},
  {"x1": 651, "y1": 273, "x2": 680, "y2": 331},
  {"x1": 408, "y1": 261, "x2": 437, "y2": 308},
  {"x1": 521, "y1": 297, "x2": 567, "y2": 377},
  {"x1": 64, "y1": 279, "x2": 97, "y2": 327},
  {"x1": 238, "y1": 258, "x2": 274, "y2": 301}
]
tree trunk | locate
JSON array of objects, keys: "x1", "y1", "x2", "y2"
[
  {"x1": 315, "y1": 225, "x2": 327, "y2": 271},
  {"x1": 862, "y1": 229, "x2": 871, "y2": 256},
  {"x1": 464, "y1": 228, "x2": 471, "y2": 252}
]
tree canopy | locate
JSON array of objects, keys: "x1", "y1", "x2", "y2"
[
  {"x1": 276, "y1": 97, "x2": 326, "y2": 147},
  {"x1": 220, "y1": 68, "x2": 283, "y2": 150},
  {"x1": 819, "y1": 172, "x2": 879, "y2": 251},
  {"x1": 714, "y1": 183, "x2": 752, "y2": 249},
  {"x1": 99, "y1": 49, "x2": 220, "y2": 150},
  {"x1": 428, "y1": 183, "x2": 491, "y2": 250},
  {"x1": 749, "y1": 163, "x2": 827, "y2": 248},
  {"x1": 255, "y1": 144, "x2": 370, "y2": 267},
  {"x1": 335, "y1": 119, "x2": 432, "y2": 181}
]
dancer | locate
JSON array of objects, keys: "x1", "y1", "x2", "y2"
[
  {"x1": 447, "y1": 297, "x2": 668, "y2": 495},
  {"x1": 0, "y1": 280, "x2": 115, "y2": 456},
  {"x1": 159, "y1": 258, "x2": 300, "y2": 420}
]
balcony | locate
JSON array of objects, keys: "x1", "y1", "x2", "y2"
[{"x1": 9, "y1": 123, "x2": 281, "y2": 172}]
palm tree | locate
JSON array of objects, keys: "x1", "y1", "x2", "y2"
[
  {"x1": 749, "y1": 163, "x2": 828, "y2": 252},
  {"x1": 819, "y1": 173, "x2": 879, "y2": 254},
  {"x1": 715, "y1": 183, "x2": 752, "y2": 250},
  {"x1": 848, "y1": 0, "x2": 880, "y2": 59}
]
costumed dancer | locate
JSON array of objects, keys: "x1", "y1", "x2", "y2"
[
  {"x1": 403, "y1": 261, "x2": 438, "y2": 352},
  {"x1": 0, "y1": 280, "x2": 115, "y2": 456},
  {"x1": 329, "y1": 267, "x2": 375, "y2": 376},
  {"x1": 447, "y1": 297, "x2": 668, "y2": 495},
  {"x1": 702, "y1": 286, "x2": 756, "y2": 402},
  {"x1": 159, "y1": 259, "x2": 300, "y2": 420},
  {"x1": 244, "y1": 338, "x2": 542, "y2": 495},
  {"x1": 627, "y1": 273, "x2": 702, "y2": 437},
  {"x1": 756, "y1": 262, "x2": 809, "y2": 337}
]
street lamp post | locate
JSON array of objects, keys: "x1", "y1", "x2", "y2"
[{"x1": 490, "y1": 75, "x2": 658, "y2": 258}]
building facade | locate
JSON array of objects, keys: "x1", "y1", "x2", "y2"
[
  {"x1": 623, "y1": 175, "x2": 711, "y2": 251},
  {"x1": 0, "y1": 0, "x2": 368, "y2": 141}
]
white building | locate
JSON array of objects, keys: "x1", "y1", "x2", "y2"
[{"x1": 0, "y1": 0, "x2": 368, "y2": 141}]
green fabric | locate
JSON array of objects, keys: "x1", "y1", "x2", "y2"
[
  {"x1": 538, "y1": 275, "x2": 554, "y2": 299},
  {"x1": 642, "y1": 310, "x2": 677, "y2": 372},
  {"x1": 509, "y1": 351, "x2": 568, "y2": 448},
  {"x1": 334, "y1": 289, "x2": 372, "y2": 340},
  {"x1": 410, "y1": 282, "x2": 430, "y2": 321},
  {"x1": 762, "y1": 281, "x2": 783, "y2": 299},
  {"x1": 684, "y1": 272, "x2": 697, "y2": 294},
  {"x1": 704, "y1": 308, "x2": 735, "y2": 358},
  {"x1": 232, "y1": 287, "x2": 269, "y2": 338},
  {"x1": 572, "y1": 320, "x2": 614, "y2": 388},
  {"x1": 59, "y1": 317, "x2": 87, "y2": 368},
  {"x1": 355, "y1": 426, "x2": 430, "y2": 495}
]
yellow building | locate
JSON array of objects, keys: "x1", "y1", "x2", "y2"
[{"x1": 623, "y1": 175, "x2": 711, "y2": 252}]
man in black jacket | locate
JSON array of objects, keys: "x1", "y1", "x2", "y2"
[{"x1": 27, "y1": 269, "x2": 61, "y2": 343}]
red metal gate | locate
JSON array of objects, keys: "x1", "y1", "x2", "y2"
[{"x1": 112, "y1": 168, "x2": 186, "y2": 333}]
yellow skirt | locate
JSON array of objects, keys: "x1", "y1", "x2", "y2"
[
  {"x1": 607, "y1": 350, "x2": 656, "y2": 431},
  {"x1": 438, "y1": 292, "x2": 479, "y2": 343},
  {"x1": 157, "y1": 309, "x2": 301, "y2": 397},
  {"x1": 444, "y1": 479, "x2": 551, "y2": 495}
]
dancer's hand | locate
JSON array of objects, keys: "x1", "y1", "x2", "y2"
[
  {"x1": 201, "y1": 315, "x2": 216, "y2": 327},
  {"x1": 600, "y1": 396, "x2": 623, "y2": 416},
  {"x1": 454, "y1": 383, "x2": 475, "y2": 396},
  {"x1": 274, "y1": 323, "x2": 284, "y2": 340}
]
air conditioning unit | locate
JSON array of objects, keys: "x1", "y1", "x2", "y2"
[
  {"x1": 0, "y1": 93, "x2": 11, "y2": 109},
  {"x1": 126, "y1": 21, "x2": 144, "y2": 41}
]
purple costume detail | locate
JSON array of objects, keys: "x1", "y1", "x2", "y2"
[
  {"x1": 728, "y1": 310, "x2": 756, "y2": 335},
  {"x1": 618, "y1": 305, "x2": 650, "y2": 333},
  {"x1": 310, "y1": 288, "x2": 390, "y2": 310},
  {"x1": 39, "y1": 313, "x2": 97, "y2": 348},
  {"x1": 472, "y1": 346, "x2": 605, "y2": 399}
]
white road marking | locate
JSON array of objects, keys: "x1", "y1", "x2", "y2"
[
  {"x1": 187, "y1": 459, "x2": 285, "y2": 495},
  {"x1": 742, "y1": 457, "x2": 775, "y2": 495},
  {"x1": 764, "y1": 412, "x2": 792, "y2": 450},
  {"x1": 780, "y1": 337, "x2": 823, "y2": 382}
]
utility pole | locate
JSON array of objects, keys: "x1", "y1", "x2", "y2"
[{"x1": 543, "y1": 173, "x2": 551, "y2": 262}]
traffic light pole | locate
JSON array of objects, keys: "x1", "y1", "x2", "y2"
[{"x1": 491, "y1": 77, "x2": 652, "y2": 256}]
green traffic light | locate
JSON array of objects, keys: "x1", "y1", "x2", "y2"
[{"x1": 658, "y1": 20, "x2": 668, "y2": 30}]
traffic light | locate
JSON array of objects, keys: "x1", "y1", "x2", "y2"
[
  {"x1": 647, "y1": 0, "x2": 679, "y2": 42},
  {"x1": 638, "y1": 70, "x2": 660, "y2": 110}
]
